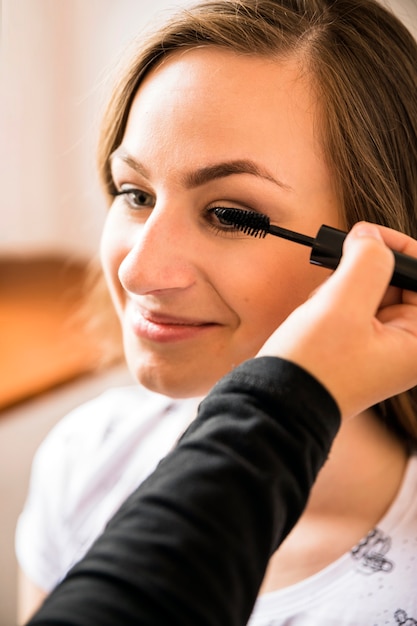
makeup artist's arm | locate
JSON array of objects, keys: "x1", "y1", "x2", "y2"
[
  {"x1": 27, "y1": 223, "x2": 417, "y2": 626},
  {"x1": 27, "y1": 355, "x2": 339, "y2": 626}
]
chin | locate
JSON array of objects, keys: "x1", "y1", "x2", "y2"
[{"x1": 127, "y1": 358, "x2": 217, "y2": 399}]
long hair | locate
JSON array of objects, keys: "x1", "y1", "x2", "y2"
[{"x1": 97, "y1": 0, "x2": 417, "y2": 444}]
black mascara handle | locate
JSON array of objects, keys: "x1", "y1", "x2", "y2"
[{"x1": 310, "y1": 225, "x2": 417, "y2": 292}]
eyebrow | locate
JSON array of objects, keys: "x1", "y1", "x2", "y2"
[{"x1": 110, "y1": 149, "x2": 292, "y2": 191}]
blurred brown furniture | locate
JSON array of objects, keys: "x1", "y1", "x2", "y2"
[{"x1": 0, "y1": 255, "x2": 100, "y2": 409}]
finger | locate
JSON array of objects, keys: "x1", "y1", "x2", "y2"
[
  {"x1": 370, "y1": 224, "x2": 417, "y2": 304},
  {"x1": 317, "y1": 222, "x2": 395, "y2": 316},
  {"x1": 374, "y1": 224, "x2": 417, "y2": 257}
]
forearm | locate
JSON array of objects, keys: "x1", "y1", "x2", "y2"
[{"x1": 28, "y1": 357, "x2": 340, "y2": 626}]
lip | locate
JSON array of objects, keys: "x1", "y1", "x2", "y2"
[{"x1": 127, "y1": 304, "x2": 219, "y2": 343}]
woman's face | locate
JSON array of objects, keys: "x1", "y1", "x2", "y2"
[{"x1": 101, "y1": 48, "x2": 344, "y2": 397}]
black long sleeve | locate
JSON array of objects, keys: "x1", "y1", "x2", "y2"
[{"x1": 28, "y1": 357, "x2": 340, "y2": 626}]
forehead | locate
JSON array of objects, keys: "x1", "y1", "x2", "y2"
[
  {"x1": 137, "y1": 46, "x2": 313, "y2": 111},
  {"x1": 118, "y1": 48, "x2": 327, "y2": 195},
  {"x1": 125, "y1": 48, "x2": 319, "y2": 149}
]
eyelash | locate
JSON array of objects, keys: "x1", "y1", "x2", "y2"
[
  {"x1": 112, "y1": 188, "x2": 155, "y2": 208},
  {"x1": 206, "y1": 206, "x2": 251, "y2": 237},
  {"x1": 111, "y1": 187, "x2": 252, "y2": 237}
]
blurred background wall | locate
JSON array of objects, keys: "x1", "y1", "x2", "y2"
[{"x1": 1, "y1": 0, "x2": 193, "y2": 259}]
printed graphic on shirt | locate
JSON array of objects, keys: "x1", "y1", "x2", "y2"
[
  {"x1": 394, "y1": 609, "x2": 417, "y2": 625},
  {"x1": 351, "y1": 527, "x2": 394, "y2": 574}
]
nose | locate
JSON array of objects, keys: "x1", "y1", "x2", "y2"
[{"x1": 118, "y1": 205, "x2": 198, "y2": 296}]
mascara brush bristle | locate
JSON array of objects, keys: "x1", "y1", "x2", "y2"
[{"x1": 213, "y1": 208, "x2": 269, "y2": 238}]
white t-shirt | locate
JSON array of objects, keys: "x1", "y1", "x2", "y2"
[
  {"x1": 16, "y1": 385, "x2": 201, "y2": 592},
  {"x1": 17, "y1": 386, "x2": 417, "y2": 624}
]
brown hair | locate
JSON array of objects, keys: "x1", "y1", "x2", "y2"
[{"x1": 96, "y1": 0, "x2": 417, "y2": 444}]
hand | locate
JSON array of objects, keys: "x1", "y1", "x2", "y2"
[{"x1": 257, "y1": 222, "x2": 417, "y2": 419}]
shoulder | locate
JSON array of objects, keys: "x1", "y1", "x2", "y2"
[
  {"x1": 36, "y1": 385, "x2": 167, "y2": 458},
  {"x1": 17, "y1": 385, "x2": 201, "y2": 590},
  {"x1": 24, "y1": 384, "x2": 177, "y2": 501}
]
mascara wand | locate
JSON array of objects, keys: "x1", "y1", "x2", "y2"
[{"x1": 214, "y1": 207, "x2": 417, "y2": 292}]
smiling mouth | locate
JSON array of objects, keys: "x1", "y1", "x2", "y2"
[
  {"x1": 141, "y1": 309, "x2": 212, "y2": 326},
  {"x1": 128, "y1": 306, "x2": 218, "y2": 342}
]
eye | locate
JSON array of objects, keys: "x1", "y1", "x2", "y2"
[
  {"x1": 112, "y1": 187, "x2": 155, "y2": 210},
  {"x1": 206, "y1": 205, "x2": 256, "y2": 237}
]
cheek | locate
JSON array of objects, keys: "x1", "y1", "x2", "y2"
[{"x1": 233, "y1": 249, "x2": 330, "y2": 348}]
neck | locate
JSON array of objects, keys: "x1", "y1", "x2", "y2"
[{"x1": 308, "y1": 408, "x2": 408, "y2": 519}]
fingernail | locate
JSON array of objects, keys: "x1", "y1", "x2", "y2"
[{"x1": 352, "y1": 222, "x2": 383, "y2": 240}]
